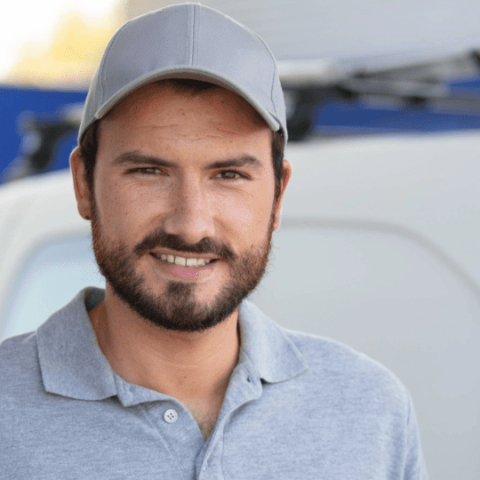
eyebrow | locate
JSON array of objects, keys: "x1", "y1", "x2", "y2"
[{"x1": 112, "y1": 151, "x2": 265, "y2": 171}]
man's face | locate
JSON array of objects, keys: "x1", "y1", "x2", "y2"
[{"x1": 79, "y1": 83, "x2": 289, "y2": 333}]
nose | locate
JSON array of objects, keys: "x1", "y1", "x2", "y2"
[{"x1": 162, "y1": 175, "x2": 216, "y2": 245}]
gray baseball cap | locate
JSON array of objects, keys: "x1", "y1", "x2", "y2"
[{"x1": 78, "y1": 3, "x2": 287, "y2": 143}]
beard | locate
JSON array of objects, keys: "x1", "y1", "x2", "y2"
[{"x1": 90, "y1": 194, "x2": 276, "y2": 333}]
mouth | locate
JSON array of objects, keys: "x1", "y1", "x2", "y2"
[
  {"x1": 149, "y1": 252, "x2": 219, "y2": 268},
  {"x1": 149, "y1": 251, "x2": 219, "y2": 281}
]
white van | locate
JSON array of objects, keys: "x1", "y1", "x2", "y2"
[{"x1": 1, "y1": 132, "x2": 480, "y2": 479}]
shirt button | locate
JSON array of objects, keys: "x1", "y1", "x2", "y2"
[{"x1": 164, "y1": 409, "x2": 178, "y2": 423}]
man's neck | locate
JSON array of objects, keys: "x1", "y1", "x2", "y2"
[{"x1": 88, "y1": 289, "x2": 241, "y2": 404}]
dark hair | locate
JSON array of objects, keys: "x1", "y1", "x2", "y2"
[{"x1": 79, "y1": 79, "x2": 285, "y2": 202}]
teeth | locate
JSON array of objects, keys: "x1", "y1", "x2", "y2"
[
  {"x1": 175, "y1": 256, "x2": 186, "y2": 266},
  {"x1": 155, "y1": 253, "x2": 213, "y2": 267}
]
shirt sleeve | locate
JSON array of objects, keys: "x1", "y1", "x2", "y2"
[{"x1": 403, "y1": 390, "x2": 429, "y2": 480}]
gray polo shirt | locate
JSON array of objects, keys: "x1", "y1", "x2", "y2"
[{"x1": 0, "y1": 287, "x2": 428, "y2": 479}]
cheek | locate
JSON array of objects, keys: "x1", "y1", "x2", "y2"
[
  {"x1": 94, "y1": 180, "x2": 155, "y2": 238},
  {"x1": 219, "y1": 193, "x2": 273, "y2": 244},
  {"x1": 212, "y1": 177, "x2": 275, "y2": 240},
  {"x1": 228, "y1": 203, "x2": 256, "y2": 234}
]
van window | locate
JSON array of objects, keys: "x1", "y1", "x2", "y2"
[{"x1": 1, "y1": 234, "x2": 103, "y2": 340}]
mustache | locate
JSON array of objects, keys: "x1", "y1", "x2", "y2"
[{"x1": 134, "y1": 228, "x2": 236, "y2": 260}]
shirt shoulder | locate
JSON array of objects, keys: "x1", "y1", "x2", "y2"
[
  {"x1": 0, "y1": 332, "x2": 46, "y2": 439},
  {"x1": 280, "y1": 326, "x2": 411, "y2": 414},
  {"x1": 0, "y1": 331, "x2": 44, "y2": 396},
  {"x1": 0, "y1": 331, "x2": 40, "y2": 374}
]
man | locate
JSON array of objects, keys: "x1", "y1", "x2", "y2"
[{"x1": 0, "y1": 4, "x2": 428, "y2": 479}]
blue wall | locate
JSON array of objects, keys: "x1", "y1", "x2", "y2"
[
  {"x1": 0, "y1": 85, "x2": 87, "y2": 178},
  {"x1": 313, "y1": 77, "x2": 480, "y2": 135}
]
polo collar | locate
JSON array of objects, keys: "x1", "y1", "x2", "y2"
[
  {"x1": 37, "y1": 287, "x2": 309, "y2": 403},
  {"x1": 37, "y1": 288, "x2": 117, "y2": 401}
]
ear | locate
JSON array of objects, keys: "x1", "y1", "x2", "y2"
[
  {"x1": 272, "y1": 159, "x2": 292, "y2": 231},
  {"x1": 70, "y1": 146, "x2": 93, "y2": 221}
]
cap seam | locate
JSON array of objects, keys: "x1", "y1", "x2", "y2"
[
  {"x1": 192, "y1": 4, "x2": 199, "y2": 65},
  {"x1": 189, "y1": 4, "x2": 195, "y2": 65}
]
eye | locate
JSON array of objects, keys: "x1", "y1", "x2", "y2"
[
  {"x1": 216, "y1": 170, "x2": 247, "y2": 181},
  {"x1": 130, "y1": 167, "x2": 164, "y2": 175}
]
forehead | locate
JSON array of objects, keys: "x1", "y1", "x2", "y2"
[
  {"x1": 96, "y1": 82, "x2": 273, "y2": 166},
  {"x1": 102, "y1": 82, "x2": 268, "y2": 134}
]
